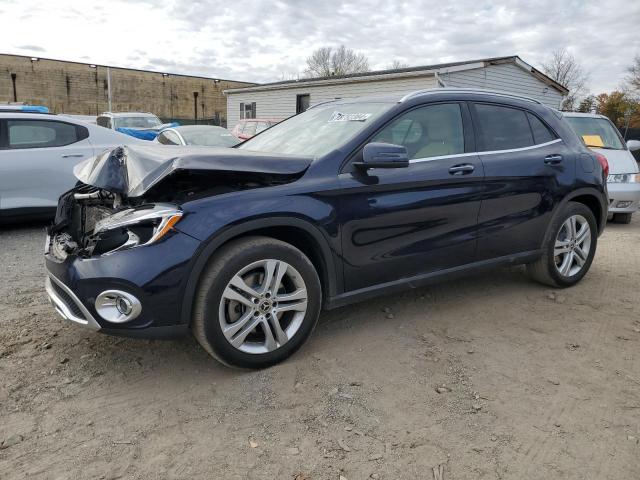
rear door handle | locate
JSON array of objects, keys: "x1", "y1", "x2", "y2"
[
  {"x1": 61, "y1": 154, "x2": 84, "y2": 158},
  {"x1": 544, "y1": 154, "x2": 563, "y2": 165},
  {"x1": 448, "y1": 164, "x2": 475, "y2": 175}
]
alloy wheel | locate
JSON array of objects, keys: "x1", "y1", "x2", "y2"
[
  {"x1": 554, "y1": 214, "x2": 591, "y2": 277},
  {"x1": 218, "y1": 259, "x2": 308, "y2": 354}
]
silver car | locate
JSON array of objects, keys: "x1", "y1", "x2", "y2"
[
  {"x1": 0, "y1": 112, "x2": 141, "y2": 222},
  {"x1": 564, "y1": 112, "x2": 640, "y2": 224},
  {"x1": 155, "y1": 125, "x2": 240, "y2": 147}
]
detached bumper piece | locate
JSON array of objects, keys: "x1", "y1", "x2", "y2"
[{"x1": 45, "y1": 274, "x2": 101, "y2": 330}]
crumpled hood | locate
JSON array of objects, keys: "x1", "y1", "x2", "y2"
[{"x1": 73, "y1": 144, "x2": 313, "y2": 197}]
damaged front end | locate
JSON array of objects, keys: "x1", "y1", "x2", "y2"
[{"x1": 47, "y1": 144, "x2": 312, "y2": 259}]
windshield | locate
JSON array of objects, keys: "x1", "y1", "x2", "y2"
[
  {"x1": 238, "y1": 102, "x2": 393, "y2": 156},
  {"x1": 114, "y1": 116, "x2": 162, "y2": 129},
  {"x1": 565, "y1": 116, "x2": 625, "y2": 150},
  {"x1": 180, "y1": 127, "x2": 240, "y2": 147}
]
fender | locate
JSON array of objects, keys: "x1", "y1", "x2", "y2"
[
  {"x1": 178, "y1": 216, "x2": 340, "y2": 325},
  {"x1": 540, "y1": 187, "x2": 608, "y2": 249}
]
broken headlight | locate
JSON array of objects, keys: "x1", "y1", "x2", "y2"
[{"x1": 92, "y1": 204, "x2": 183, "y2": 255}]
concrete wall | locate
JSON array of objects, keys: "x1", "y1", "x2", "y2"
[
  {"x1": 226, "y1": 74, "x2": 438, "y2": 131},
  {"x1": 0, "y1": 54, "x2": 254, "y2": 126}
]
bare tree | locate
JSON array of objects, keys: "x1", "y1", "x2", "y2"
[
  {"x1": 542, "y1": 48, "x2": 590, "y2": 111},
  {"x1": 387, "y1": 60, "x2": 410, "y2": 70},
  {"x1": 625, "y1": 54, "x2": 640, "y2": 92},
  {"x1": 305, "y1": 45, "x2": 370, "y2": 78}
]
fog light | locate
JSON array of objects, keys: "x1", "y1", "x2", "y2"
[
  {"x1": 95, "y1": 290, "x2": 141, "y2": 323},
  {"x1": 616, "y1": 201, "x2": 632, "y2": 208}
]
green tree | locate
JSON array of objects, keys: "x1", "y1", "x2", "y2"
[
  {"x1": 596, "y1": 91, "x2": 640, "y2": 129},
  {"x1": 577, "y1": 95, "x2": 597, "y2": 113}
]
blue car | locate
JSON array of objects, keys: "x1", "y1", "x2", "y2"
[{"x1": 45, "y1": 89, "x2": 608, "y2": 368}]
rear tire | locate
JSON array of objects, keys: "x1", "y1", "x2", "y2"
[
  {"x1": 527, "y1": 202, "x2": 597, "y2": 288},
  {"x1": 612, "y1": 212, "x2": 632, "y2": 224},
  {"x1": 192, "y1": 236, "x2": 321, "y2": 368}
]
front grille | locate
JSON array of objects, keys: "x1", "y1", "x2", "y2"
[{"x1": 50, "y1": 281, "x2": 86, "y2": 320}]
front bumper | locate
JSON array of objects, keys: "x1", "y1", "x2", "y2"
[
  {"x1": 45, "y1": 274, "x2": 101, "y2": 330},
  {"x1": 607, "y1": 181, "x2": 640, "y2": 213},
  {"x1": 44, "y1": 229, "x2": 201, "y2": 338}
]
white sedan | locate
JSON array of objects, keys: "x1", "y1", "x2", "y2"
[
  {"x1": 0, "y1": 111, "x2": 141, "y2": 222},
  {"x1": 155, "y1": 125, "x2": 240, "y2": 147}
]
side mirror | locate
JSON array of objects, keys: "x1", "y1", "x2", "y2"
[
  {"x1": 627, "y1": 139, "x2": 640, "y2": 152},
  {"x1": 354, "y1": 142, "x2": 410, "y2": 169}
]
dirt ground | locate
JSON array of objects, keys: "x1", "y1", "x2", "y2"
[{"x1": 1, "y1": 217, "x2": 639, "y2": 480}]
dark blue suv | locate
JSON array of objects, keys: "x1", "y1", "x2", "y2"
[{"x1": 45, "y1": 89, "x2": 608, "y2": 368}]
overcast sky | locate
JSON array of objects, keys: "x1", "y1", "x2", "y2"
[{"x1": 1, "y1": 0, "x2": 638, "y2": 93}]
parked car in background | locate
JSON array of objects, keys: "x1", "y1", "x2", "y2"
[
  {"x1": 156, "y1": 125, "x2": 240, "y2": 147},
  {"x1": 96, "y1": 112, "x2": 163, "y2": 130},
  {"x1": 45, "y1": 89, "x2": 608, "y2": 368},
  {"x1": 231, "y1": 118, "x2": 280, "y2": 140},
  {"x1": 564, "y1": 112, "x2": 640, "y2": 224},
  {"x1": 0, "y1": 112, "x2": 141, "y2": 222},
  {"x1": 59, "y1": 114, "x2": 98, "y2": 125}
]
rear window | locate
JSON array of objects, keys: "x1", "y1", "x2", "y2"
[
  {"x1": 474, "y1": 104, "x2": 533, "y2": 151},
  {"x1": 564, "y1": 116, "x2": 625, "y2": 150},
  {"x1": 6, "y1": 120, "x2": 87, "y2": 149},
  {"x1": 243, "y1": 122, "x2": 257, "y2": 136}
]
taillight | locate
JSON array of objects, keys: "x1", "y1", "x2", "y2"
[{"x1": 594, "y1": 152, "x2": 609, "y2": 177}]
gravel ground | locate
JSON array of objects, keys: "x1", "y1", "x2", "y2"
[{"x1": 1, "y1": 218, "x2": 639, "y2": 480}]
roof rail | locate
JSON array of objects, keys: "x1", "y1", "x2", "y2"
[
  {"x1": 306, "y1": 99, "x2": 341, "y2": 111},
  {"x1": 399, "y1": 87, "x2": 543, "y2": 105}
]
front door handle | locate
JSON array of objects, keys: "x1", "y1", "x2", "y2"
[
  {"x1": 61, "y1": 154, "x2": 84, "y2": 158},
  {"x1": 448, "y1": 164, "x2": 475, "y2": 175},
  {"x1": 544, "y1": 154, "x2": 563, "y2": 165}
]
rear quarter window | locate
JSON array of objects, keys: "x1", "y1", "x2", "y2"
[{"x1": 527, "y1": 113, "x2": 556, "y2": 144}]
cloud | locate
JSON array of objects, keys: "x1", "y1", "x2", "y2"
[
  {"x1": 15, "y1": 44, "x2": 46, "y2": 52},
  {"x1": 1, "y1": 0, "x2": 639, "y2": 93}
]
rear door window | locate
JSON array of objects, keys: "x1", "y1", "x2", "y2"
[
  {"x1": 7, "y1": 120, "x2": 86, "y2": 149},
  {"x1": 473, "y1": 104, "x2": 534, "y2": 151}
]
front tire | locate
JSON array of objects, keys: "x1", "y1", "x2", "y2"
[
  {"x1": 527, "y1": 202, "x2": 598, "y2": 288},
  {"x1": 192, "y1": 236, "x2": 321, "y2": 368}
]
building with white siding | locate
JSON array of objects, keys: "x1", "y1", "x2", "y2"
[{"x1": 224, "y1": 56, "x2": 567, "y2": 131}]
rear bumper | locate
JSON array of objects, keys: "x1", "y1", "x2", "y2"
[{"x1": 607, "y1": 182, "x2": 640, "y2": 213}]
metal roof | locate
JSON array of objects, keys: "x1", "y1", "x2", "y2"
[{"x1": 224, "y1": 56, "x2": 569, "y2": 96}]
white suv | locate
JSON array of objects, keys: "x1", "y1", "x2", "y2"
[
  {"x1": 96, "y1": 112, "x2": 162, "y2": 130},
  {"x1": 564, "y1": 112, "x2": 640, "y2": 224},
  {"x1": 0, "y1": 111, "x2": 140, "y2": 222}
]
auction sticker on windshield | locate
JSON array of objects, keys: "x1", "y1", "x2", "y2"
[{"x1": 328, "y1": 111, "x2": 372, "y2": 122}]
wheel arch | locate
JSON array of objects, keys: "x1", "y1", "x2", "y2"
[
  {"x1": 179, "y1": 217, "x2": 340, "y2": 325},
  {"x1": 563, "y1": 188, "x2": 607, "y2": 234},
  {"x1": 540, "y1": 187, "x2": 607, "y2": 250}
]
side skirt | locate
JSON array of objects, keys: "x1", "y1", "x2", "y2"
[{"x1": 325, "y1": 250, "x2": 542, "y2": 310}]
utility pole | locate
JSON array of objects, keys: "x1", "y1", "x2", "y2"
[
  {"x1": 193, "y1": 91, "x2": 198, "y2": 124},
  {"x1": 106, "y1": 67, "x2": 112, "y2": 112},
  {"x1": 623, "y1": 109, "x2": 632, "y2": 140}
]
